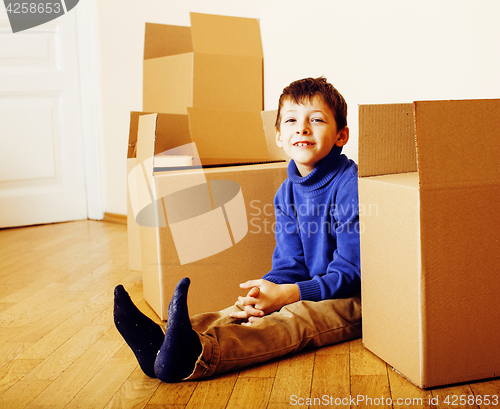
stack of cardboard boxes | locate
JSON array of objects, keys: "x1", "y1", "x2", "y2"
[
  {"x1": 126, "y1": 12, "x2": 500, "y2": 389},
  {"x1": 127, "y1": 13, "x2": 288, "y2": 319}
]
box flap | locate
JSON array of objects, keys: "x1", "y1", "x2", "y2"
[
  {"x1": 133, "y1": 112, "x2": 193, "y2": 161},
  {"x1": 154, "y1": 113, "x2": 192, "y2": 156},
  {"x1": 128, "y1": 112, "x2": 155, "y2": 158},
  {"x1": 414, "y1": 99, "x2": 500, "y2": 188},
  {"x1": 358, "y1": 103, "x2": 417, "y2": 178},
  {"x1": 190, "y1": 12, "x2": 263, "y2": 58},
  {"x1": 187, "y1": 107, "x2": 270, "y2": 163},
  {"x1": 192, "y1": 53, "x2": 263, "y2": 112},
  {"x1": 143, "y1": 53, "x2": 194, "y2": 114},
  {"x1": 136, "y1": 114, "x2": 158, "y2": 176},
  {"x1": 132, "y1": 110, "x2": 283, "y2": 172},
  {"x1": 144, "y1": 22, "x2": 192, "y2": 59}
]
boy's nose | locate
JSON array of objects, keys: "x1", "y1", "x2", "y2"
[{"x1": 296, "y1": 126, "x2": 311, "y2": 135}]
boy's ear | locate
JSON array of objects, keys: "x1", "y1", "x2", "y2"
[
  {"x1": 335, "y1": 127, "x2": 349, "y2": 147},
  {"x1": 275, "y1": 127, "x2": 283, "y2": 148}
]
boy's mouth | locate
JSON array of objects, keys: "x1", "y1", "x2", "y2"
[{"x1": 293, "y1": 141, "x2": 315, "y2": 147}]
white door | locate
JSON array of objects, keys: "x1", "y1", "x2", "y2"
[{"x1": 0, "y1": 6, "x2": 92, "y2": 228}]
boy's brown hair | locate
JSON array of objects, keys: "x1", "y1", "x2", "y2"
[{"x1": 275, "y1": 77, "x2": 347, "y2": 131}]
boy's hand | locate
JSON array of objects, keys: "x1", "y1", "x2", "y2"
[
  {"x1": 230, "y1": 286, "x2": 265, "y2": 325},
  {"x1": 229, "y1": 279, "x2": 300, "y2": 325}
]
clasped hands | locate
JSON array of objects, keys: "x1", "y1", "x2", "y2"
[{"x1": 229, "y1": 279, "x2": 300, "y2": 325}]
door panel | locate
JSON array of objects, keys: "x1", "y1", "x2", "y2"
[{"x1": 0, "y1": 10, "x2": 87, "y2": 228}]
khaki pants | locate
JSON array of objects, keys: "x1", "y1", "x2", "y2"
[{"x1": 186, "y1": 294, "x2": 362, "y2": 380}]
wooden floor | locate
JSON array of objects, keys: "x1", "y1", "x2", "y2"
[{"x1": 0, "y1": 220, "x2": 499, "y2": 409}]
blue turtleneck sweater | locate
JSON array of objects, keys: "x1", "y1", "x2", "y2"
[{"x1": 262, "y1": 146, "x2": 361, "y2": 301}]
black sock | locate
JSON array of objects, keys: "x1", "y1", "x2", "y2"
[
  {"x1": 154, "y1": 277, "x2": 202, "y2": 383},
  {"x1": 113, "y1": 285, "x2": 165, "y2": 378}
]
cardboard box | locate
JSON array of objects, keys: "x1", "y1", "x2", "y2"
[
  {"x1": 143, "y1": 13, "x2": 263, "y2": 115},
  {"x1": 129, "y1": 111, "x2": 288, "y2": 318},
  {"x1": 358, "y1": 99, "x2": 500, "y2": 388},
  {"x1": 126, "y1": 108, "x2": 284, "y2": 272}
]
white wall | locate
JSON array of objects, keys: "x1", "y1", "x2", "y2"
[{"x1": 96, "y1": 0, "x2": 500, "y2": 215}]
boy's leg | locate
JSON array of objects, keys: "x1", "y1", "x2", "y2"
[
  {"x1": 187, "y1": 293, "x2": 362, "y2": 380},
  {"x1": 116, "y1": 278, "x2": 360, "y2": 382},
  {"x1": 113, "y1": 285, "x2": 165, "y2": 378},
  {"x1": 154, "y1": 278, "x2": 202, "y2": 382},
  {"x1": 113, "y1": 278, "x2": 238, "y2": 382}
]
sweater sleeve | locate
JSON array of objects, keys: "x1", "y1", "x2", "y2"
[{"x1": 296, "y1": 177, "x2": 361, "y2": 301}]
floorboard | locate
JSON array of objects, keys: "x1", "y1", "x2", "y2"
[{"x1": 0, "y1": 220, "x2": 498, "y2": 408}]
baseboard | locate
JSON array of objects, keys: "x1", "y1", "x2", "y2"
[{"x1": 102, "y1": 212, "x2": 127, "y2": 225}]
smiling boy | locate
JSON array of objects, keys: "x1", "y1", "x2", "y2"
[
  {"x1": 277, "y1": 92, "x2": 348, "y2": 176},
  {"x1": 114, "y1": 77, "x2": 362, "y2": 382}
]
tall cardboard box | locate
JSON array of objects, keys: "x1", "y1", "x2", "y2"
[
  {"x1": 130, "y1": 112, "x2": 288, "y2": 319},
  {"x1": 143, "y1": 13, "x2": 263, "y2": 115},
  {"x1": 129, "y1": 11, "x2": 285, "y2": 317},
  {"x1": 358, "y1": 99, "x2": 500, "y2": 388}
]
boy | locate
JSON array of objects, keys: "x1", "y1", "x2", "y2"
[{"x1": 114, "y1": 77, "x2": 362, "y2": 382}]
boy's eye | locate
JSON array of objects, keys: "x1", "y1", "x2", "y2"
[
  {"x1": 284, "y1": 118, "x2": 296, "y2": 123},
  {"x1": 312, "y1": 118, "x2": 325, "y2": 123}
]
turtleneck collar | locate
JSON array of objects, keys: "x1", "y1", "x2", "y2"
[{"x1": 287, "y1": 145, "x2": 344, "y2": 192}]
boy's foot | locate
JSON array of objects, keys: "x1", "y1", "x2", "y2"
[
  {"x1": 154, "y1": 277, "x2": 202, "y2": 383},
  {"x1": 113, "y1": 285, "x2": 165, "y2": 378}
]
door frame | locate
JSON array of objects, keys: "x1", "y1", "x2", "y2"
[{"x1": 75, "y1": 0, "x2": 105, "y2": 220}]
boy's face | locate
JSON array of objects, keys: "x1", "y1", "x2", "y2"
[{"x1": 276, "y1": 95, "x2": 349, "y2": 177}]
